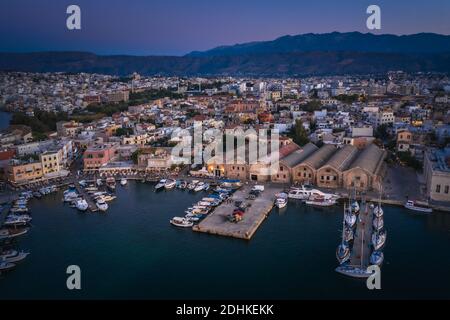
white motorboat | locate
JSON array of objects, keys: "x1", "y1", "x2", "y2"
[
  {"x1": 0, "y1": 250, "x2": 30, "y2": 264},
  {"x1": 75, "y1": 199, "x2": 89, "y2": 212},
  {"x1": 275, "y1": 193, "x2": 288, "y2": 209},
  {"x1": 170, "y1": 217, "x2": 194, "y2": 228},
  {"x1": 106, "y1": 177, "x2": 116, "y2": 191},
  {"x1": 404, "y1": 200, "x2": 433, "y2": 213},
  {"x1": 373, "y1": 216, "x2": 384, "y2": 231},
  {"x1": 305, "y1": 195, "x2": 336, "y2": 207},
  {"x1": 187, "y1": 180, "x2": 199, "y2": 191},
  {"x1": 155, "y1": 179, "x2": 167, "y2": 191},
  {"x1": 96, "y1": 178, "x2": 103, "y2": 186},
  {"x1": 194, "y1": 182, "x2": 206, "y2": 192},
  {"x1": 120, "y1": 178, "x2": 127, "y2": 186},
  {"x1": 288, "y1": 185, "x2": 338, "y2": 201},
  {"x1": 370, "y1": 250, "x2": 384, "y2": 266},
  {"x1": 164, "y1": 179, "x2": 176, "y2": 189},
  {"x1": 96, "y1": 199, "x2": 108, "y2": 212},
  {"x1": 371, "y1": 230, "x2": 387, "y2": 250}
]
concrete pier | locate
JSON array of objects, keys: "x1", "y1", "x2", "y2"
[
  {"x1": 193, "y1": 184, "x2": 283, "y2": 240},
  {"x1": 348, "y1": 198, "x2": 374, "y2": 268}
]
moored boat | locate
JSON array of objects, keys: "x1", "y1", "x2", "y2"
[
  {"x1": 170, "y1": 217, "x2": 194, "y2": 228},
  {"x1": 336, "y1": 243, "x2": 351, "y2": 264},
  {"x1": 75, "y1": 199, "x2": 89, "y2": 212},
  {"x1": 96, "y1": 199, "x2": 108, "y2": 212},
  {"x1": 404, "y1": 200, "x2": 433, "y2": 213},
  {"x1": 373, "y1": 216, "x2": 384, "y2": 231},
  {"x1": 305, "y1": 195, "x2": 336, "y2": 207},
  {"x1": 371, "y1": 229, "x2": 387, "y2": 250},
  {"x1": 275, "y1": 192, "x2": 288, "y2": 209},
  {"x1": 0, "y1": 227, "x2": 29, "y2": 240},
  {"x1": 0, "y1": 261, "x2": 16, "y2": 272},
  {"x1": 335, "y1": 265, "x2": 374, "y2": 278},
  {"x1": 155, "y1": 179, "x2": 167, "y2": 191},
  {"x1": 370, "y1": 250, "x2": 384, "y2": 266},
  {"x1": 164, "y1": 179, "x2": 176, "y2": 189},
  {"x1": 120, "y1": 178, "x2": 127, "y2": 186},
  {"x1": 106, "y1": 177, "x2": 116, "y2": 191}
]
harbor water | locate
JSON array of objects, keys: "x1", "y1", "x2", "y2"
[
  {"x1": 1, "y1": 181, "x2": 450, "y2": 299},
  {"x1": 0, "y1": 111, "x2": 12, "y2": 130}
]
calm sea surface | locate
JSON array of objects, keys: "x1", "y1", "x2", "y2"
[
  {"x1": 1, "y1": 181, "x2": 450, "y2": 299},
  {"x1": 0, "y1": 111, "x2": 12, "y2": 130}
]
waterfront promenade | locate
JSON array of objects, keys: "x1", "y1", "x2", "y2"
[{"x1": 193, "y1": 184, "x2": 283, "y2": 240}]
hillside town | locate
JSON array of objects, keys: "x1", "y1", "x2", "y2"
[{"x1": 0, "y1": 70, "x2": 450, "y2": 208}]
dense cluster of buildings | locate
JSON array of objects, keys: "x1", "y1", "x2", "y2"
[{"x1": 0, "y1": 71, "x2": 449, "y2": 204}]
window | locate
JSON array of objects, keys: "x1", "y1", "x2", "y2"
[
  {"x1": 436, "y1": 184, "x2": 441, "y2": 193},
  {"x1": 445, "y1": 186, "x2": 449, "y2": 194},
  {"x1": 280, "y1": 166, "x2": 284, "y2": 171}
]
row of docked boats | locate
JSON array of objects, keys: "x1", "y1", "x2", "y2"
[
  {"x1": 1, "y1": 191, "x2": 33, "y2": 274},
  {"x1": 335, "y1": 197, "x2": 387, "y2": 278},
  {"x1": 170, "y1": 184, "x2": 236, "y2": 228},
  {"x1": 155, "y1": 179, "x2": 210, "y2": 192},
  {"x1": 287, "y1": 185, "x2": 339, "y2": 207}
]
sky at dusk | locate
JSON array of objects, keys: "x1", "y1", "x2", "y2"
[{"x1": 0, "y1": 0, "x2": 449, "y2": 56}]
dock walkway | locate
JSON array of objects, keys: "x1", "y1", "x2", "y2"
[
  {"x1": 349, "y1": 199, "x2": 374, "y2": 268},
  {"x1": 74, "y1": 184, "x2": 98, "y2": 212},
  {"x1": 193, "y1": 184, "x2": 282, "y2": 240}
]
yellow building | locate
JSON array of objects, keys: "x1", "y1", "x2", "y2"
[
  {"x1": 7, "y1": 161, "x2": 43, "y2": 185},
  {"x1": 40, "y1": 151, "x2": 62, "y2": 176}
]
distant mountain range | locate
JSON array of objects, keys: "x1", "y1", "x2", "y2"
[{"x1": 1, "y1": 32, "x2": 450, "y2": 76}]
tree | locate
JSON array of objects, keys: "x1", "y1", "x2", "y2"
[
  {"x1": 131, "y1": 149, "x2": 142, "y2": 164},
  {"x1": 292, "y1": 119, "x2": 309, "y2": 146},
  {"x1": 114, "y1": 127, "x2": 133, "y2": 137}
]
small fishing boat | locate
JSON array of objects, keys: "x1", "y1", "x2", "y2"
[
  {"x1": 170, "y1": 217, "x2": 194, "y2": 228},
  {"x1": 155, "y1": 179, "x2": 167, "y2": 191},
  {"x1": 370, "y1": 250, "x2": 384, "y2": 266},
  {"x1": 275, "y1": 193, "x2": 288, "y2": 209},
  {"x1": 106, "y1": 177, "x2": 116, "y2": 191},
  {"x1": 96, "y1": 199, "x2": 108, "y2": 212},
  {"x1": 75, "y1": 199, "x2": 89, "y2": 212},
  {"x1": 120, "y1": 178, "x2": 127, "y2": 186},
  {"x1": 96, "y1": 179, "x2": 103, "y2": 186},
  {"x1": 404, "y1": 200, "x2": 433, "y2": 213}
]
